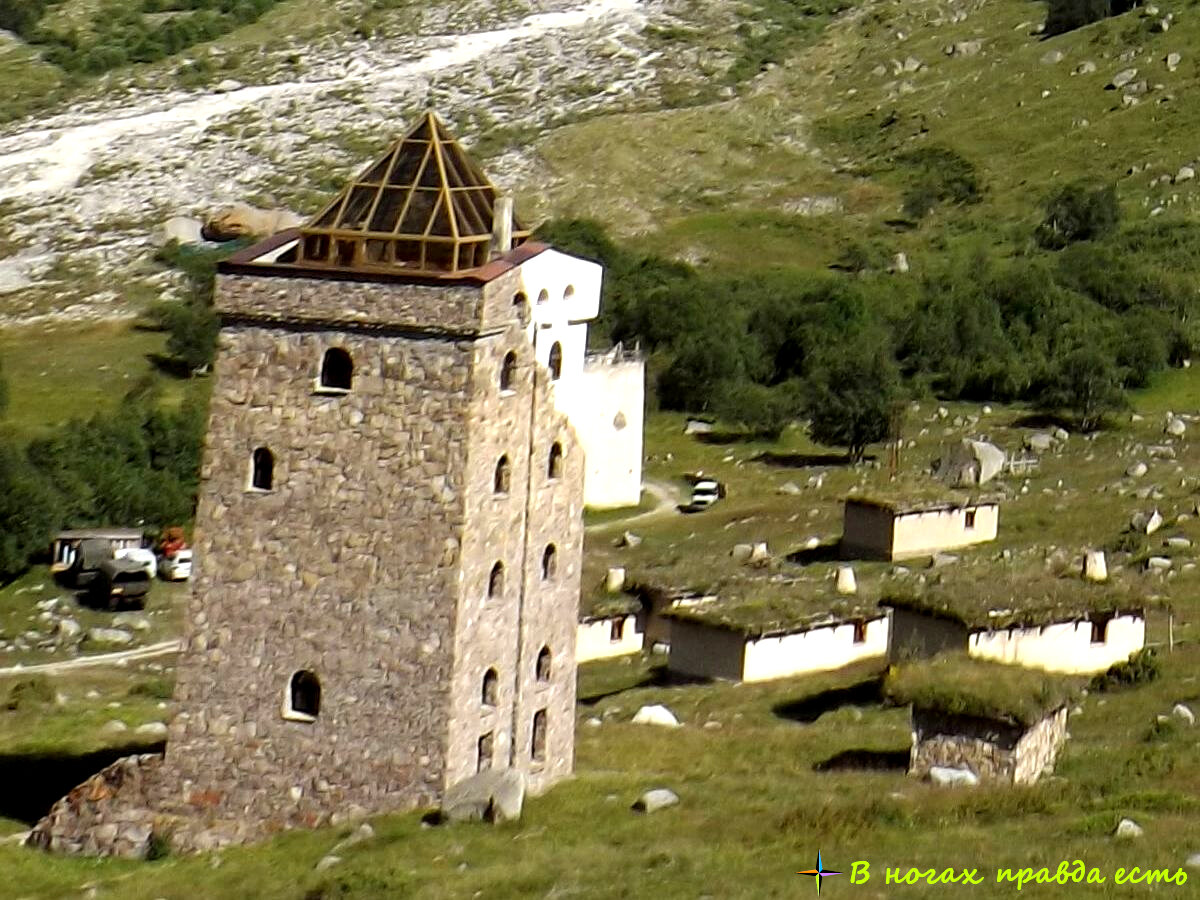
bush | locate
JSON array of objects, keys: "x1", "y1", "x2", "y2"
[
  {"x1": 5, "y1": 677, "x2": 54, "y2": 711},
  {"x1": 1090, "y1": 648, "x2": 1160, "y2": 692},
  {"x1": 1036, "y1": 181, "x2": 1121, "y2": 249}
]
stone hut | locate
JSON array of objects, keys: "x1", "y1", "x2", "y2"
[
  {"x1": 883, "y1": 574, "x2": 1145, "y2": 675},
  {"x1": 30, "y1": 113, "x2": 596, "y2": 857},
  {"x1": 887, "y1": 657, "x2": 1075, "y2": 786},
  {"x1": 842, "y1": 494, "x2": 998, "y2": 561}
]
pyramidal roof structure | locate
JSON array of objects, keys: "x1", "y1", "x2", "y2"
[{"x1": 293, "y1": 112, "x2": 530, "y2": 275}]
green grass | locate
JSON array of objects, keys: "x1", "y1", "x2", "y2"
[{"x1": 0, "y1": 321, "x2": 203, "y2": 441}]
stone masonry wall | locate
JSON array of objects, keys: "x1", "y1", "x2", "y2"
[{"x1": 909, "y1": 706, "x2": 1068, "y2": 785}]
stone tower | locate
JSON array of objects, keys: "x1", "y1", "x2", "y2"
[{"x1": 31, "y1": 113, "x2": 590, "y2": 854}]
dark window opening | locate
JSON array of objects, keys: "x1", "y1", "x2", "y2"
[
  {"x1": 477, "y1": 731, "x2": 494, "y2": 773},
  {"x1": 290, "y1": 670, "x2": 321, "y2": 719},
  {"x1": 494, "y1": 455, "x2": 511, "y2": 494},
  {"x1": 536, "y1": 646, "x2": 551, "y2": 682},
  {"x1": 513, "y1": 291, "x2": 527, "y2": 306},
  {"x1": 548, "y1": 442, "x2": 563, "y2": 479},
  {"x1": 482, "y1": 668, "x2": 498, "y2": 706},
  {"x1": 541, "y1": 544, "x2": 558, "y2": 580},
  {"x1": 488, "y1": 561, "x2": 505, "y2": 599},
  {"x1": 610, "y1": 618, "x2": 625, "y2": 643},
  {"x1": 335, "y1": 239, "x2": 356, "y2": 267},
  {"x1": 964, "y1": 509, "x2": 977, "y2": 530},
  {"x1": 320, "y1": 347, "x2": 354, "y2": 390},
  {"x1": 852, "y1": 620, "x2": 867, "y2": 644},
  {"x1": 500, "y1": 351, "x2": 517, "y2": 392},
  {"x1": 1090, "y1": 617, "x2": 1111, "y2": 644},
  {"x1": 251, "y1": 447, "x2": 274, "y2": 491},
  {"x1": 548, "y1": 342, "x2": 563, "y2": 380},
  {"x1": 531, "y1": 709, "x2": 547, "y2": 762}
]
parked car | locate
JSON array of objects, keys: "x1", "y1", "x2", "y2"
[
  {"x1": 92, "y1": 558, "x2": 151, "y2": 610},
  {"x1": 115, "y1": 547, "x2": 157, "y2": 579},
  {"x1": 688, "y1": 479, "x2": 724, "y2": 511},
  {"x1": 160, "y1": 549, "x2": 193, "y2": 582}
]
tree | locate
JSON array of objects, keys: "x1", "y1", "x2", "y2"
[
  {"x1": 804, "y1": 336, "x2": 903, "y2": 461},
  {"x1": 0, "y1": 440, "x2": 61, "y2": 582},
  {"x1": 712, "y1": 380, "x2": 799, "y2": 440},
  {"x1": 1037, "y1": 345, "x2": 1126, "y2": 431}
]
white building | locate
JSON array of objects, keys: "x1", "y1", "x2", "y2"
[
  {"x1": 842, "y1": 496, "x2": 999, "y2": 561},
  {"x1": 576, "y1": 611, "x2": 646, "y2": 662},
  {"x1": 884, "y1": 589, "x2": 1145, "y2": 675},
  {"x1": 667, "y1": 612, "x2": 888, "y2": 683},
  {"x1": 518, "y1": 250, "x2": 645, "y2": 510}
]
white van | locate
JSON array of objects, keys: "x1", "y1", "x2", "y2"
[{"x1": 690, "y1": 480, "x2": 722, "y2": 510}]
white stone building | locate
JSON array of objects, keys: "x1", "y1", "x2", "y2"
[
  {"x1": 576, "y1": 611, "x2": 646, "y2": 662},
  {"x1": 842, "y1": 495, "x2": 999, "y2": 561}
]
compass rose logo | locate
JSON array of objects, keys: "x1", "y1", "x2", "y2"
[{"x1": 797, "y1": 850, "x2": 842, "y2": 894}]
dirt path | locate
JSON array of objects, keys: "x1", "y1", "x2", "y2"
[
  {"x1": 0, "y1": 640, "x2": 181, "y2": 678},
  {"x1": 587, "y1": 477, "x2": 684, "y2": 535}
]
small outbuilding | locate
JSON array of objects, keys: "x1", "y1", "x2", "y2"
[
  {"x1": 665, "y1": 586, "x2": 887, "y2": 683},
  {"x1": 886, "y1": 656, "x2": 1076, "y2": 785},
  {"x1": 883, "y1": 574, "x2": 1145, "y2": 675},
  {"x1": 50, "y1": 528, "x2": 145, "y2": 575},
  {"x1": 841, "y1": 493, "x2": 998, "y2": 561},
  {"x1": 576, "y1": 595, "x2": 646, "y2": 662}
]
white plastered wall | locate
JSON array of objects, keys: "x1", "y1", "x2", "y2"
[
  {"x1": 514, "y1": 249, "x2": 644, "y2": 509},
  {"x1": 890, "y1": 503, "x2": 999, "y2": 559},
  {"x1": 969, "y1": 614, "x2": 1145, "y2": 674},
  {"x1": 576, "y1": 615, "x2": 644, "y2": 662},
  {"x1": 741, "y1": 617, "x2": 889, "y2": 683}
]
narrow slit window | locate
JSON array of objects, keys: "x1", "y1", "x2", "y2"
[
  {"x1": 482, "y1": 668, "x2": 498, "y2": 706},
  {"x1": 548, "y1": 342, "x2": 563, "y2": 381},
  {"x1": 1090, "y1": 617, "x2": 1111, "y2": 645},
  {"x1": 536, "y1": 646, "x2": 551, "y2": 682},
  {"x1": 610, "y1": 617, "x2": 625, "y2": 643},
  {"x1": 852, "y1": 620, "x2": 867, "y2": 644},
  {"x1": 494, "y1": 455, "x2": 511, "y2": 494},
  {"x1": 531, "y1": 709, "x2": 547, "y2": 762},
  {"x1": 541, "y1": 544, "x2": 558, "y2": 580},
  {"x1": 251, "y1": 447, "x2": 274, "y2": 491},
  {"x1": 547, "y1": 442, "x2": 563, "y2": 479},
  {"x1": 477, "y1": 731, "x2": 494, "y2": 773},
  {"x1": 500, "y1": 351, "x2": 517, "y2": 392},
  {"x1": 320, "y1": 348, "x2": 353, "y2": 390},
  {"x1": 287, "y1": 670, "x2": 320, "y2": 721},
  {"x1": 488, "y1": 561, "x2": 505, "y2": 599},
  {"x1": 964, "y1": 509, "x2": 977, "y2": 530},
  {"x1": 513, "y1": 291, "x2": 527, "y2": 306}
]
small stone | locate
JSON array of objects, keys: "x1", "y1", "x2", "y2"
[
  {"x1": 1186, "y1": 853, "x2": 1200, "y2": 869},
  {"x1": 930, "y1": 552, "x2": 959, "y2": 568},
  {"x1": 929, "y1": 766, "x2": 978, "y2": 787},
  {"x1": 1110, "y1": 68, "x2": 1138, "y2": 89},
  {"x1": 1166, "y1": 52, "x2": 1181, "y2": 72},
  {"x1": 1041, "y1": 49, "x2": 1064, "y2": 65},
  {"x1": 1146, "y1": 556, "x2": 1172, "y2": 571},
  {"x1": 1026, "y1": 432, "x2": 1054, "y2": 452},
  {"x1": 134, "y1": 721, "x2": 169, "y2": 739},
  {"x1": 835, "y1": 566, "x2": 857, "y2": 595},
  {"x1": 86, "y1": 627, "x2": 134, "y2": 647},
  {"x1": 617, "y1": 531, "x2": 642, "y2": 548},
  {"x1": 1166, "y1": 416, "x2": 1187, "y2": 435},
  {"x1": 314, "y1": 854, "x2": 342, "y2": 871},
  {"x1": 1172, "y1": 703, "x2": 1195, "y2": 725},
  {"x1": 1075, "y1": 60, "x2": 1097, "y2": 75},
  {"x1": 1165, "y1": 536, "x2": 1191, "y2": 549},
  {"x1": 632, "y1": 704, "x2": 680, "y2": 727},
  {"x1": 1115, "y1": 818, "x2": 1143, "y2": 839},
  {"x1": 632, "y1": 788, "x2": 679, "y2": 813},
  {"x1": 101, "y1": 720, "x2": 128, "y2": 734},
  {"x1": 1127, "y1": 461, "x2": 1148, "y2": 478},
  {"x1": 214, "y1": 79, "x2": 243, "y2": 93}
]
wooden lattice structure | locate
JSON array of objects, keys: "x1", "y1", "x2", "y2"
[{"x1": 295, "y1": 112, "x2": 529, "y2": 274}]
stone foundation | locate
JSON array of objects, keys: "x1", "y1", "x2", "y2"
[{"x1": 909, "y1": 705, "x2": 1068, "y2": 785}]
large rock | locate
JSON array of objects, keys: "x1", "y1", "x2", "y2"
[
  {"x1": 835, "y1": 566, "x2": 857, "y2": 595},
  {"x1": 632, "y1": 788, "x2": 679, "y2": 813},
  {"x1": 87, "y1": 628, "x2": 133, "y2": 647},
  {"x1": 929, "y1": 766, "x2": 978, "y2": 787},
  {"x1": 1109, "y1": 68, "x2": 1138, "y2": 89},
  {"x1": 201, "y1": 204, "x2": 304, "y2": 242},
  {"x1": 1166, "y1": 52, "x2": 1181, "y2": 72},
  {"x1": 934, "y1": 439, "x2": 1005, "y2": 486},
  {"x1": 1083, "y1": 550, "x2": 1108, "y2": 582},
  {"x1": 1126, "y1": 461, "x2": 1148, "y2": 478},
  {"x1": 632, "y1": 704, "x2": 680, "y2": 727},
  {"x1": 1025, "y1": 432, "x2": 1054, "y2": 453},
  {"x1": 440, "y1": 769, "x2": 525, "y2": 824},
  {"x1": 1115, "y1": 818, "x2": 1144, "y2": 839},
  {"x1": 1165, "y1": 416, "x2": 1187, "y2": 435},
  {"x1": 161, "y1": 216, "x2": 204, "y2": 245},
  {"x1": 1172, "y1": 703, "x2": 1195, "y2": 725}
]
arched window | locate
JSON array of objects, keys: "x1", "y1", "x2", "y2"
[
  {"x1": 531, "y1": 709, "x2": 547, "y2": 762},
  {"x1": 536, "y1": 288, "x2": 549, "y2": 304},
  {"x1": 500, "y1": 351, "x2": 517, "y2": 392},
  {"x1": 513, "y1": 291, "x2": 527, "y2": 306},
  {"x1": 251, "y1": 447, "x2": 274, "y2": 491},
  {"x1": 488, "y1": 561, "x2": 505, "y2": 598},
  {"x1": 548, "y1": 342, "x2": 563, "y2": 381},
  {"x1": 547, "y1": 442, "x2": 563, "y2": 479},
  {"x1": 563, "y1": 284, "x2": 575, "y2": 301},
  {"x1": 477, "y1": 732, "x2": 494, "y2": 773},
  {"x1": 494, "y1": 455, "x2": 511, "y2": 494},
  {"x1": 536, "y1": 646, "x2": 551, "y2": 682},
  {"x1": 482, "y1": 668, "x2": 499, "y2": 706},
  {"x1": 288, "y1": 670, "x2": 320, "y2": 720},
  {"x1": 541, "y1": 544, "x2": 557, "y2": 580},
  {"x1": 319, "y1": 348, "x2": 353, "y2": 390}
]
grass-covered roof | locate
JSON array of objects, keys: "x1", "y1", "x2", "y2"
[
  {"x1": 661, "y1": 574, "x2": 884, "y2": 637},
  {"x1": 884, "y1": 655, "x2": 1081, "y2": 728},
  {"x1": 881, "y1": 569, "x2": 1148, "y2": 630}
]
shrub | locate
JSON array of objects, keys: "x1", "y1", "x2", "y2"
[
  {"x1": 1036, "y1": 181, "x2": 1121, "y2": 249},
  {"x1": 5, "y1": 677, "x2": 54, "y2": 711},
  {"x1": 1090, "y1": 648, "x2": 1160, "y2": 692}
]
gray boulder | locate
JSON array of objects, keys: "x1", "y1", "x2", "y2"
[
  {"x1": 1115, "y1": 818, "x2": 1144, "y2": 839},
  {"x1": 935, "y1": 439, "x2": 1006, "y2": 486},
  {"x1": 1041, "y1": 49, "x2": 1064, "y2": 65},
  {"x1": 1172, "y1": 703, "x2": 1195, "y2": 725},
  {"x1": 1126, "y1": 461, "x2": 1148, "y2": 478},
  {"x1": 1075, "y1": 60, "x2": 1097, "y2": 75},
  {"x1": 1026, "y1": 432, "x2": 1054, "y2": 453},
  {"x1": 440, "y1": 769, "x2": 526, "y2": 824},
  {"x1": 87, "y1": 627, "x2": 133, "y2": 647},
  {"x1": 134, "y1": 721, "x2": 169, "y2": 739},
  {"x1": 1166, "y1": 52, "x2": 1181, "y2": 72},
  {"x1": 632, "y1": 788, "x2": 679, "y2": 813},
  {"x1": 929, "y1": 766, "x2": 978, "y2": 787},
  {"x1": 632, "y1": 704, "x2": 681, "y2": 727},
  {"x1": 1165, "y1": 416, "x2": 1187, "y2": 435},
  {"x1": 1186, "y1": 853, "x2": 1200, "y2": 868},
  {"x1": 1110, "y1": 68, "x2": 1138, "y2": 89}
]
